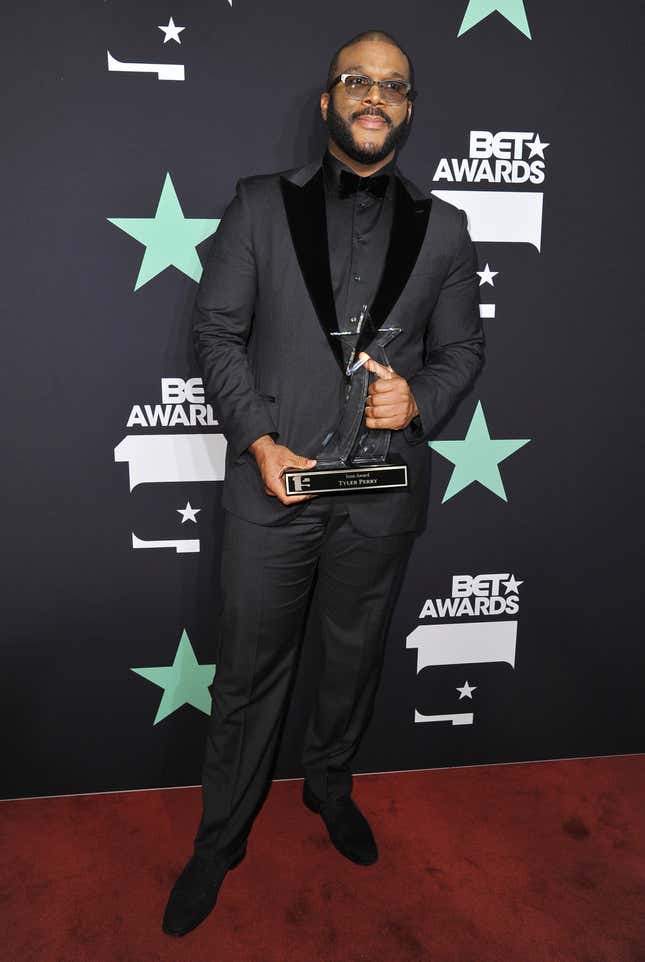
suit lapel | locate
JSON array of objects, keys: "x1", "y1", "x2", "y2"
[
  {"x1": 280, "y1": 162, "x2": 433, "y2": 371},
  {"x1": 280, "y1": 168, "x2": 342, "y2": 369},
  {"x1": 358, "y1": 180, "x2": 432, "y2": 355}
]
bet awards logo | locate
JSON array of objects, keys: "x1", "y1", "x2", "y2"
[
  {"x1": 406, "y1": 572, "x2": 522, "y2": 727},
  {"x1": 114, "y1": 377, "x2": 227, "y2": 554},
  {"x1": 419, "y1": 572, "x2": 521, "y2": 618},
  {"x1": 433, "y1": 131, "x2": 549, "y2": 185},
  {"x1": 127, "y1": 377, "x2": 217, "y2": 428},
  {"x1": 432, "y1": 130, "x2": 550, "y2": 251}
]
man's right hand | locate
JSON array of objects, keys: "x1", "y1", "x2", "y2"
[{"x1": 248, "y1": 435, "x2": 318, "y2": 505}]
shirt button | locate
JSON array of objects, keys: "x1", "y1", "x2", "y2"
[{"x1": 353, "y1": 273, "x2": 361, "y2": 282}]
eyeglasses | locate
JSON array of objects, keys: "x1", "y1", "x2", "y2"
[{"x1": 328, "y1": 72, "x2": 414, "y2": 106}]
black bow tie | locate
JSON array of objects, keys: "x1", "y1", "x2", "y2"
[{"x1": 338, "y1": 169, "x2": 389, "y2": 200}]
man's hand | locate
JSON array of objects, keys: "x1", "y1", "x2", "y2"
[
  {"x1": 361, "y1": 354, "x2": 420, "y2": 430},
  {"x1": 248, "y1": 435, "x2": 318, "y2": 504}
]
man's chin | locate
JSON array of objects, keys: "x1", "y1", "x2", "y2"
[
  {"x1": 354, "y1": 137, "x2": 386, "y2": 154},
  {"x1": 351, "y1": 126, "x2": 389, "y2": 148},
  {"x1": 345, "y1": 136, "x2": 389, "y2": 163}
]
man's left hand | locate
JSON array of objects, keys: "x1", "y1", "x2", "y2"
[{"x1": 360, "y1": 353, "x2": 420, "y2": 430}]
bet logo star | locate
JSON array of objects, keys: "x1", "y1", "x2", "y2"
[
  {"x1": 458, "y1": 0, "x2": 532, "y2": 38},
  {"x1": 108, "y1": 172, "x2": 219, "y2": 291},
  {"x1": 429, "y1": 401, "x2": 530, "y2": 502},
  {"x1": 131, "y1": 629, "x2": 215, "y2": 724}
]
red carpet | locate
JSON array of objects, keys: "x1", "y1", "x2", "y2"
[{"x1": 2, "y1": 757, "x2": 644, "y2": 962}]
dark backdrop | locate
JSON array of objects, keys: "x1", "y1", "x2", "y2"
[{"x1": 3, "y1": 0, "x2": 644, "y2": 799}]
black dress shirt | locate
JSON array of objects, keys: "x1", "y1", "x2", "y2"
[
  {"x1": 322, "y1": 149, "x2": 425, "y2": 437},
  {"x1": 322, "y1": 150, "x2": 396, "y2": 327}
]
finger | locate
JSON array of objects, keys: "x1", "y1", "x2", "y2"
[
  {"x1": 280, "y1": 492, "x2": 318, "y2": 503},
  {"x1": 367, "y1": 389, "x2": 404, "y2": 405},
  {"x1": 365, "y1": 415, "x2": 403, "y2": 430},
  {"x1": 278, "y1": 460, "x2": 317, "y2": 479},
  {"x1": 359, "y1": 353, "x2": 394, "y2": 380},
  {"x1": 365, "y1": 403, "x2": 403, "y2": 419},
  {"x1": 280, "y1": 457, "x2": 317, "y2": 472},
  {"x1": 368, "y1": 377, "x2": 399, "y2": 395}
]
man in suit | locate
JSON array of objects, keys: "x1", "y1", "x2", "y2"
[{"x1": 163, "y1": 29, "x2": 484, "y2": 937}]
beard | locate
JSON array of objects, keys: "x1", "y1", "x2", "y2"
[{"x1": 325, "y1": 96, "x2": 410, "y2": 164}]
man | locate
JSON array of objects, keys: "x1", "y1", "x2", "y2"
[{"x1": 163, "y1": 30, "x2": 484, "y2": 937}]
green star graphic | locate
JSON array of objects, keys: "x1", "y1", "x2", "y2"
[
  {"x1": 108, "y1": 173, "x2": 219, "y2": 291},
  {"x1": 429, "y1": 401, "x2": 530, "y2": 502},
  {"x1": 131, "y1": 629, "x2": 216, "y2": 724},
  {"x1": 458, "y1": 0, "x2": 532, "y2": 38}
]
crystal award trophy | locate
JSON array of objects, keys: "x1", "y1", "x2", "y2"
[{"x1": 284, "y1": 306, "x2": 409, "y2": 495}]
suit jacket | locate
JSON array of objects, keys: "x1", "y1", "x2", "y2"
[{"x1": 192, "y1": 157, "x2": 485, "y2": 536}]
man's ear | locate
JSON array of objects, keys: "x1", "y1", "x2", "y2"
[
  {"x1": 406, "y1": 101, "x2": 413, "y2": 124},
  {"x1": 320, "y1": 91, "x2": 329, "y2": 122}
]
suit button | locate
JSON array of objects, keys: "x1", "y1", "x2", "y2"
[{"x1": 353, "y1": 273, "x2": 361, "y2": 282}]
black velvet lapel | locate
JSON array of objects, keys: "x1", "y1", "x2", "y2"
[
  {"x1": 280, "y1": 169, "x2": 343, "y2": 370},
  {"x1": 280, "y1": 167, "x2": 433, "y2": 371},
  {"x1": 358, "y1": 180, "x2": 432, "y2": 356}
]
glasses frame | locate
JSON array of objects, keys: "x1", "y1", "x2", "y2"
[{"x1": 328, "y1": 72, "x2": 415, "y2": 104}]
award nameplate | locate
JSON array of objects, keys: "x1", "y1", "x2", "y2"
[{"x1": 284, "y1": 306, "x2": 409, "y2": 496}]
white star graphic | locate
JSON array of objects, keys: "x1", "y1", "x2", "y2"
[
  {"x1": 457, "y1": 681, "x2": 477, "y2": 700},
  {"x1": 526, "y1": 134, "x2": 549, "y2": 159},
  {"x1": 477, "y1": 263, "x2": 498, "y2": 287},
  {"x1": 177, "y1": 501, "x2": 200, "y2": 523},
  {"x1": 158, "y1": 17, "x2": 186, "y2": 44},
  {"x1": 501, "y1": 574, "x2": 523, "y2": 594}
]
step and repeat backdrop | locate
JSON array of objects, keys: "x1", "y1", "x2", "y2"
[{"x1": 3, "y1": 0, "x2": 643, "y2": 798}]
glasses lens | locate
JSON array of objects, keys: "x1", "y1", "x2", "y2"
[
  {"x1": 342, "y1": 75, "x2": 372, "y2": 99},
  {"x1": 380, "y1": 81, "x2": 408, "y2": 105},
  {"x1": 341, "y1": 75, "x2": 408, "y2": 104},
  {"x1": 381, "y1": 80, "x2": 408, "y2": 104}
]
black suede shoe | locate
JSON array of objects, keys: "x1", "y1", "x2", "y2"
[
  {"x1": 162, "y1": 845, "x2": 246, "y2": 937},
  {"x1": 303, "y1": 782, "x2": 378, "y2": 865}
]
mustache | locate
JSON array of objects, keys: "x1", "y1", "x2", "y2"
[{"x1": 351, "y1": 107, "x2": 392, "y2": 126}]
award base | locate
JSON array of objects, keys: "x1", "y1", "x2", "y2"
[{"x1": 284, "y1": 455, "x2": 408, "y2": 496}]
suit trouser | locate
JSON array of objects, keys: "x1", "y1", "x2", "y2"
[{"x1": 194, "y1": 495, "x2": 415, "y2": 861}]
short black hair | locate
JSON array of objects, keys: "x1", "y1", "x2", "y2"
[{"x1": 326, "y1": 30, "x2": 416, "y2": 99}]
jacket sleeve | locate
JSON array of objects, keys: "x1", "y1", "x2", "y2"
[
  {"x1": 402, "y1": 208, "x2": 485, "y2": 445},
  {"x1": 192, "y1": 179, "x2": 278, "y2": 461}
]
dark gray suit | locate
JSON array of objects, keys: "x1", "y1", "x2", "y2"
[
  {"x1": 193, "y1": 158, "x2": 484, "y2": 537},
  {"x1": 191, "y1": 156, "x2": 484, "y2": 862}
]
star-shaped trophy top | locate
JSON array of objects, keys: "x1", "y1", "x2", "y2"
[{"x1": 331, "y1": 305, "x2": 401, "y2": 376}]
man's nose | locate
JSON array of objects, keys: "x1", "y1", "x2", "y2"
[{"x1": 363, "y1": 82, "x2": 385, "y2": 105}]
